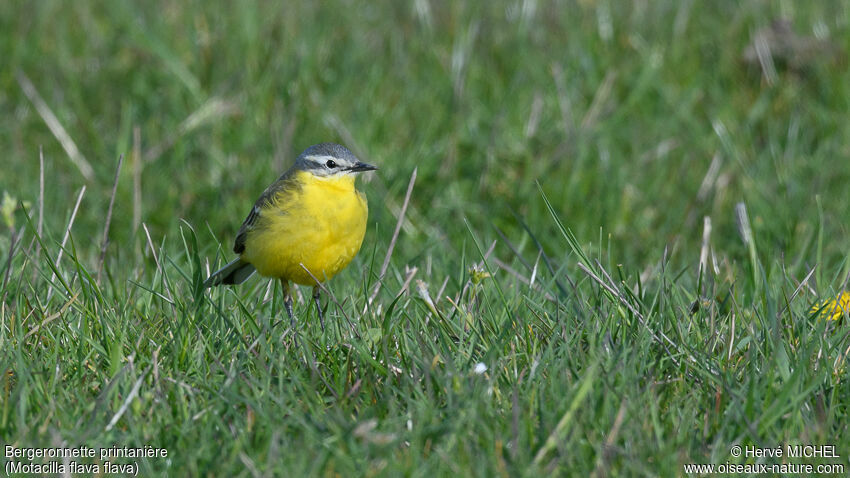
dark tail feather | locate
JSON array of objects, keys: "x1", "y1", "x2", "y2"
[{"x1": 204, "y1": 258, "x2": 256, "y2": 288}]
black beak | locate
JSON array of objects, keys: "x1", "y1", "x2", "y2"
[{"x1": 349, "y1": 161, "x2": 378, "y2": 172}]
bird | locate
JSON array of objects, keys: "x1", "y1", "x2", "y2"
[{"x1": 204, "y1": 142, "x2": 377, "y2": 331}]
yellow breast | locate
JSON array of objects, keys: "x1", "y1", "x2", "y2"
[{"x1": 241, "y1": 171, "x2": 369, "y2": 285}]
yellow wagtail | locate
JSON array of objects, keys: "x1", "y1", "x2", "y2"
[{"x1": 204, "y1": 143, "x2": 377, "y2": 329}]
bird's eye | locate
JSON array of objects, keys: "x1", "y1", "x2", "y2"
[{"x1": 326, "y1": 160, "x2": 337, "y2": 168}]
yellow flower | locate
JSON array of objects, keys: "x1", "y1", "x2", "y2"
[{"x1": 812, "y1": 292, "x2": 850, "y2": 321}]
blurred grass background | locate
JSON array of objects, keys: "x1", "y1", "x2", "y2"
[
  {"x1": 3, "y1": 0, "x2": 847, "y2": 270},
  {"x1": 2, "y1": 0, "x2": 850, "y2": 475}
]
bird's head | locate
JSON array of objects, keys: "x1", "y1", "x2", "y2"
[{"x1": 294, "y1": 143, "x2": 378, "y2": 178}]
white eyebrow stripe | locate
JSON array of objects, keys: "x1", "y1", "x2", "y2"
[{"x1": 305, "y1": 155, "x2": 340, "y2": 163}]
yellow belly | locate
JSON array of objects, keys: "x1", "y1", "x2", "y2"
[{"x1": 241, "y1": 171, "x2": 368, "y2": 285}]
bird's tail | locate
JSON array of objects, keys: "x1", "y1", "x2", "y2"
[{"x1": 203, "y1": 258, "x2": 256, "y2": 288}]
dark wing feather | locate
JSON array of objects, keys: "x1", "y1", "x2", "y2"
[{"x1": 233, "y1": 170, "x2": 299, "y2": 254}]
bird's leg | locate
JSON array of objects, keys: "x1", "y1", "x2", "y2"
[
  {"x1": 312, "y1": 285, "x2": 325, "y2": 331},
  {"x1": 281, "y1": 279, "x2": 294, "y2": 329}
]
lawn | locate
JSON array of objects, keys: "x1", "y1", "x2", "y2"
[{"x1": 2, "y1": 0, "x2": 850, "y2": 476}]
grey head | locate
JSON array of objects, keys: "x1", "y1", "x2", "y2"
[{"x1": 293, "y1": 143, "x2": 377, "y2": 177}]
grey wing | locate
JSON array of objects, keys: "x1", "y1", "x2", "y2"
[
  {"x1": 233, "y1": 205, "x2": 261, "y2": 254},
  {"x1": 233, "y1": 170, "x2": 298, "y2": 254}
]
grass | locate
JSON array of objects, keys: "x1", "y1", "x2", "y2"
[{"x1": 2, "y1": 0, "x2": 850, "y2": 475}]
